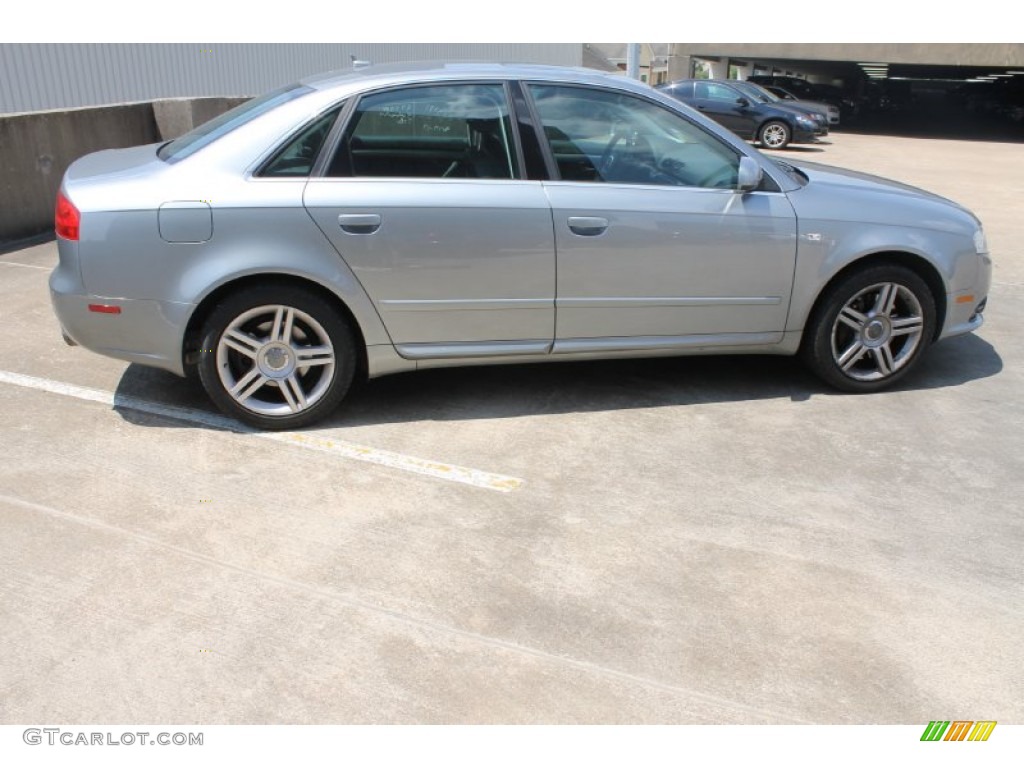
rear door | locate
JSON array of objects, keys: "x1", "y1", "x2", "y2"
[{"x1": 303, "y1": 82, "x2": 556, "y2": 359}]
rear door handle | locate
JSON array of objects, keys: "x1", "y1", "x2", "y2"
[
  {"x1": 338, "y1": 213, "x2": 381, "y2": 234},
  {"x1": 567, "y1": 216, "x2": 609, "y2": 237}
]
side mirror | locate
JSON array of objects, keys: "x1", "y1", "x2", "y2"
[
  {"x1": 736, "y1": 97, "x2": 750, "y2": 107},
  {"x1": 736, "y1": 156, "x2": 763, "y2": 192}
]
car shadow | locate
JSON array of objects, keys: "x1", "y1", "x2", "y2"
[
  {"x1": 764, "y1": 145, "x2": 827, "y2": 154},
  {"x1": 112, "y1": 334, "x2": 1003, "y2": 431}
]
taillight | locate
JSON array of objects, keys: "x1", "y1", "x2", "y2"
[{"x1": 55, "y1": 190, "x2": 80, "y2": 241}]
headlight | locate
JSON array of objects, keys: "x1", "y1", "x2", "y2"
[
  {"x1": 973, "y1": 228, "x2": 988, "y2": 254},
  {"x1": 796, "y1": 115, "x2": 815, "y2": 127}
]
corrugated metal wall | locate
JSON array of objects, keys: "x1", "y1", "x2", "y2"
[{"x1": 0, "y1": 44, "x2": 583, "y2": 114}]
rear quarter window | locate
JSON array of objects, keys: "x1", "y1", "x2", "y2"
[{"x1": 158, "y1": 84, "x2": 314, "y2": 163}]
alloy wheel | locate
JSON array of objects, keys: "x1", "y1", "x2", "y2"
[
  {"x1": 215, "y1": 304, "x2": 336, "y2": 416},
  {"x1": 829, "y1": 282, "x2": 925, "y2": 382},
  {"x1": 761, "y1": 122, "x2": 789, "y2": 149}
]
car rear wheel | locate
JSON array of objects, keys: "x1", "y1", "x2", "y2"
[
  {"x1": 758, "y1": 120, "x2": 791, "y2": 149},
  {"x1": 197, "y1": 285, "x2": 357, "y2": 430},
  {"x1": 801, "y1": 264, "x2": 936, "y2": 392}
]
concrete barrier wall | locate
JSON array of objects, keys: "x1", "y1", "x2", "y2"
[{"x1": 0, "y1": 97, "x2": 246, "y2": 244}]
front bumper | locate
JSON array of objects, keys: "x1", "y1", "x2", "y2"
[
  {"x1": 793, "y1": 125, "x2": 826, "y2": 143},
  {"x1": 940, "y1": 252, "x2": 992, "y2": 340}
]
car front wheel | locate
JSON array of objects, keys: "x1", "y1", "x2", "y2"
[
  {"x1": 197, "y1": 285, "x2": 357, "y2": 430},
  {"x1": 802, "y1": 264, "x2": 936, "y2": 392},
  {"x1": 758, "y1": 120, "x2": 791, "y2": 149}
]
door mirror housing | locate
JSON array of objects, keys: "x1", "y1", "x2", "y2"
[
  {"x1": 736, "y1": 156, "x2": 763, "y2": 192},
  {"x1": 736, "y1": 97, "x2": 750, "y2": 107}
]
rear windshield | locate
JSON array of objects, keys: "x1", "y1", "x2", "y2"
[{"x1": 157, "y1": 84, "x2": 313, "y2": 163}]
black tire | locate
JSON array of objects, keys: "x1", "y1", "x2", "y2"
[
  {"x1": 758, "y1": 120, "x2": 791, "y2": 150},
  {"x1": 197, "y1": 284, "x2": 357, "y2": 430},
  {"x1": 801, "y1": 264, "x2": 936, "y2": 393}
]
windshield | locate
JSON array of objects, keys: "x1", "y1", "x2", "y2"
[
  {"x1": 734, "y1": 81, "x2": 781, "y2": 104},
  {"x1": 157, "y1": 83, "x2": 313, "y2": 163},
  {"x1": 729, "y1": 82, "x2": 767, "y2": 103}
]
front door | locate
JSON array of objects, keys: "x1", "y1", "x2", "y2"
[
  {"x1": 525, "y1": 83, "x2": 798, "y2": 353},
  {"x1": 692, "y1": 81, "x2": 758, "y2": 138}
]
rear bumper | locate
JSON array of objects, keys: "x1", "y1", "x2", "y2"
[{"x1": 49, "y1": 238, "x2": 191, "y2": 376}]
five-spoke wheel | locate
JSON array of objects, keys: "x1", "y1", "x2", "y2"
[
  {"x1": 197, "y1": 286, "x2": 356, "y2": 429},
  {"x1": 802, "y1": 264, "x2": 936, "y2": 392}
]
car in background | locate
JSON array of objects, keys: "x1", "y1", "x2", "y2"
[
  {"x1": 656, "y1": 79, "x2": 826, "y2": 149},
  {"x1": 748, "y1": 75, "x2": 831, "y2": 103},
  {"x1": 730, "y1": 80, "x2": 835, "y2": 127},
  {"x1": 51, "y1": 62, "x2": 991, "y2": 429},
  {"x1": 758, "y1": 84, "x2": 840, "y2": 125},
  {"x1": 748, "y1": 74, "x2": 861, "y2": 119}
]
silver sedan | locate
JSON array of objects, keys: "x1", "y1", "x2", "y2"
[{"x1": 50, "y1": 63, "x2": 992, "y2": 429}]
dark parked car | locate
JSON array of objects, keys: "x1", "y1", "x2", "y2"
[
  {"x1": 656, "y1": 79, "x2": 826, "y2": 149},
  {"x1": 759, "y1": 84, "x2": 840, "y2": 125},
  {"x1": 748, "y1": 75, "x2": 860, "y2": 118},
  {"x1": 730, "y1": 81, "x2": 834, "y2": 127},
  {"x1": 748, "y1": 75, "x2": 830, "y2": 102}
]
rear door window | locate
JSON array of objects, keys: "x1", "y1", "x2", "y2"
[{"x1": 324, "y1": 84, "x2": 519, "y2": 179}]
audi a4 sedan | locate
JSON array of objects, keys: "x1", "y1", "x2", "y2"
[{"x1": 51, "y1": 63, "x2": 992, "y2": 430}]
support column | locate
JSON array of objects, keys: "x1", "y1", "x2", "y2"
[
  {"x1": 667, "y1": 50, "x2": 693, "y2": 81},
  {"x1": 732, "y1": 62, "x2": 754, "y2": 80},
  {"x1": 708, "y1": 57, "x2": 731, "y2": 79}
]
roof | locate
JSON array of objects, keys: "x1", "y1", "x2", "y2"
[{"x1": 299, "y1": 61, "x2": 652, "y2": 97}]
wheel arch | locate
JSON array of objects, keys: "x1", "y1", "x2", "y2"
[
  {"x1": 759, "y1": 116, "x2": 794, "y2": 132},
  {"x1": 802, "y1": 251, "x2": 947, "y2": 345},
  {"x1": 182, "y1": 273, "x2": 370, "y2": 382}
]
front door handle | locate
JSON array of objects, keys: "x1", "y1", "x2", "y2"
[
  {"x1": 338, "y1": 213, "x2": 381, "y2": 234},
  {"x1": 567, "y1": 216, "x2": 609, "y2": 237}
]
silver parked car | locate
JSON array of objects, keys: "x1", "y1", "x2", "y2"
[{"x1": 51, "y1": 63, "x2": 992, "y2": 429}]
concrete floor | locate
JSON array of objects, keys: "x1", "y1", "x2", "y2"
[{"x1": 1, "y1": 132, "x2": 1021, "y2": 724}]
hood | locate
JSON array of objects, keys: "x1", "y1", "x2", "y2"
[
  {"x1": 784, "y1": 159, "x2": 981, "y2": 231},
  {"x1": 768, "y1": 103, "x2": 822, "y2": 121},
  {"x1": 792, "y1": 160, "x2": 956, "y2": 203},
  {"x1": 785, "y1": 99, "x2": 831, "y2": 116}
]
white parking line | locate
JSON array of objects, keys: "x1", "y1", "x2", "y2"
[
  {"x1": 0, "y1": 260, "x2": 51, "y2": 270},
  {"x1": 0, "y1": 369, "x2": 523, "y2": 493}
]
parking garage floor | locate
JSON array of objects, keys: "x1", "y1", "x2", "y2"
[{"x1": 1, "y1": 132, "x2": 1021, "y2": 724}]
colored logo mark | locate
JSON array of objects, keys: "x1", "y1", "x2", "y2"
[{"x1": 920, "y1": 720, "x2": 996, "y2": 741}]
